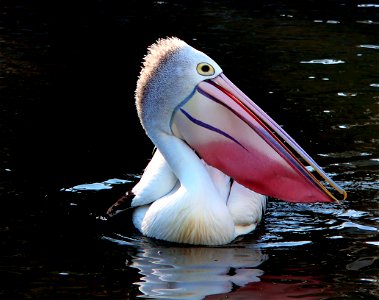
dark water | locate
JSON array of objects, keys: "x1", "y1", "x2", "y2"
[{"x1": 1, "y1": 0, "x2": 378, "y2": 299}]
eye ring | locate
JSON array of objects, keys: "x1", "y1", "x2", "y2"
[{"x1": 197, "y1": 63, "x2": 215, "y2": 76}]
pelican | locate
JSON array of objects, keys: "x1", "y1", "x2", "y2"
[{"x1": 108, "y1": 37, "x2": 347, "y2": 246}]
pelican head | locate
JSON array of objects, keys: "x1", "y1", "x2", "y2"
[
  {"x1": 136, "y1": 37, "x2": 222, "y2": 138},
  {"x1": 118, "y1": 37, "x2": 346, "y2": 245}
]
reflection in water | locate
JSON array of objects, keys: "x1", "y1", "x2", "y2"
[
  {"x1": 104, "y1": 236, "x2": 267, "y2": 299},
  {"x1": 206, "y1": 275, "x2": 333, "y2": 300}
]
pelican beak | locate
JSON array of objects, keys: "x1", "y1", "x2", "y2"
[{"x1": 171, "y1": 73, "x2": 347, "y2": 203}]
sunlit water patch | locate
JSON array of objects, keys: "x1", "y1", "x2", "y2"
[
  {"x1": 300, "y1": 59, "x2": 345, "y2": 64},
  {"x1": 337, "y1": 92, "x2": 358, "y2": 97},
  {"x1": 357, "y1": 4, "x2": 379, "y2": 8},
  {"x1": 62, "y1": 178, "x2": 131, "y2": 192},
  {"x1": 357, "y1": 44, "x2": 379, "y2": 50}
]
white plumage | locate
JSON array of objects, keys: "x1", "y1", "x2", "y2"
[
  {"x1": 111, "y1": 36, "x2": 343, "y2": 245},
  {"x1": 128, "y1": 37, "x2": 266, "y2": 245}
]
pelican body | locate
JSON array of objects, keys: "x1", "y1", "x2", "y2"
[{"x1": 113, "y1": 37, "x2": 346, "y2": 245}]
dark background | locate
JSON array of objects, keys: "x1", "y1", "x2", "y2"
[
  {"x1": 1, "y1": 1, "x2": 378, "y2": 298},
  {"x1": 1, "y1": 0, "x2": 370, "y2": 192}
]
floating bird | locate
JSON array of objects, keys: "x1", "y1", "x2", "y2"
[{"x1": 108, "y1": 37, "x2": 346, "y2": 245}]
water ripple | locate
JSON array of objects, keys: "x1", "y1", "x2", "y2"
[
  {"x1": 358, "y1": 44, "x2": 379, "y2": 49},
  {"x1": 330, "y1": 221, "x2": 378, "y2": 232},
  {"x1": 62, "y1": 178, "x2": 131, "y2": 192},
  {"x1": 337, "y1": 92, "x2": 357, "y2": 97},
  {"x1": 256, "y1": 241, "x2": 312, "y2": 248},
  {"x1": 357, "y1": 4, "x2": 379, "y2": 8},
  {"x1": 300, "y1": 59, "x2": 345, "y2": 64},
  {"x1": 319, "y1": 151, "x2": 373, "y2": 158},
  {"x1": 366, "y1": 241, "x2": 379, "y2": 246},
  {"x1": 356, "y1": 20, "x2": 379, "y2": 24},
  {"x1": 346, "y1": 257, "x2": 378, "y2": 270}
]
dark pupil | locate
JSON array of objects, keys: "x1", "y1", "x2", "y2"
[{"x1": 201, "y1": 65, "x2": 210, "y2": 73}]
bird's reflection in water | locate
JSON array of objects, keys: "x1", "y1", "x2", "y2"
[{"x1": 126, "y1": 238, "x2": 268, "y2": 299}]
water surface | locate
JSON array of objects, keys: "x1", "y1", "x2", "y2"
[{"x1": 0, "y1": 0, "x2": 378, "y2": 299}]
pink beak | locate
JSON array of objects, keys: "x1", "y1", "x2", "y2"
[{"x1": 171, "y1": 73, "x2": 347, "y2": 203}]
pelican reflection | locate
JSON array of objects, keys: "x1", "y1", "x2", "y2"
[{"x1": 125, "y1": 239, "x2": 268, "y2": 299}]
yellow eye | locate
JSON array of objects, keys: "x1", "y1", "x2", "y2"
[{"x1": 197, "y1": 63, "x2": 215, "y2": 76}]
